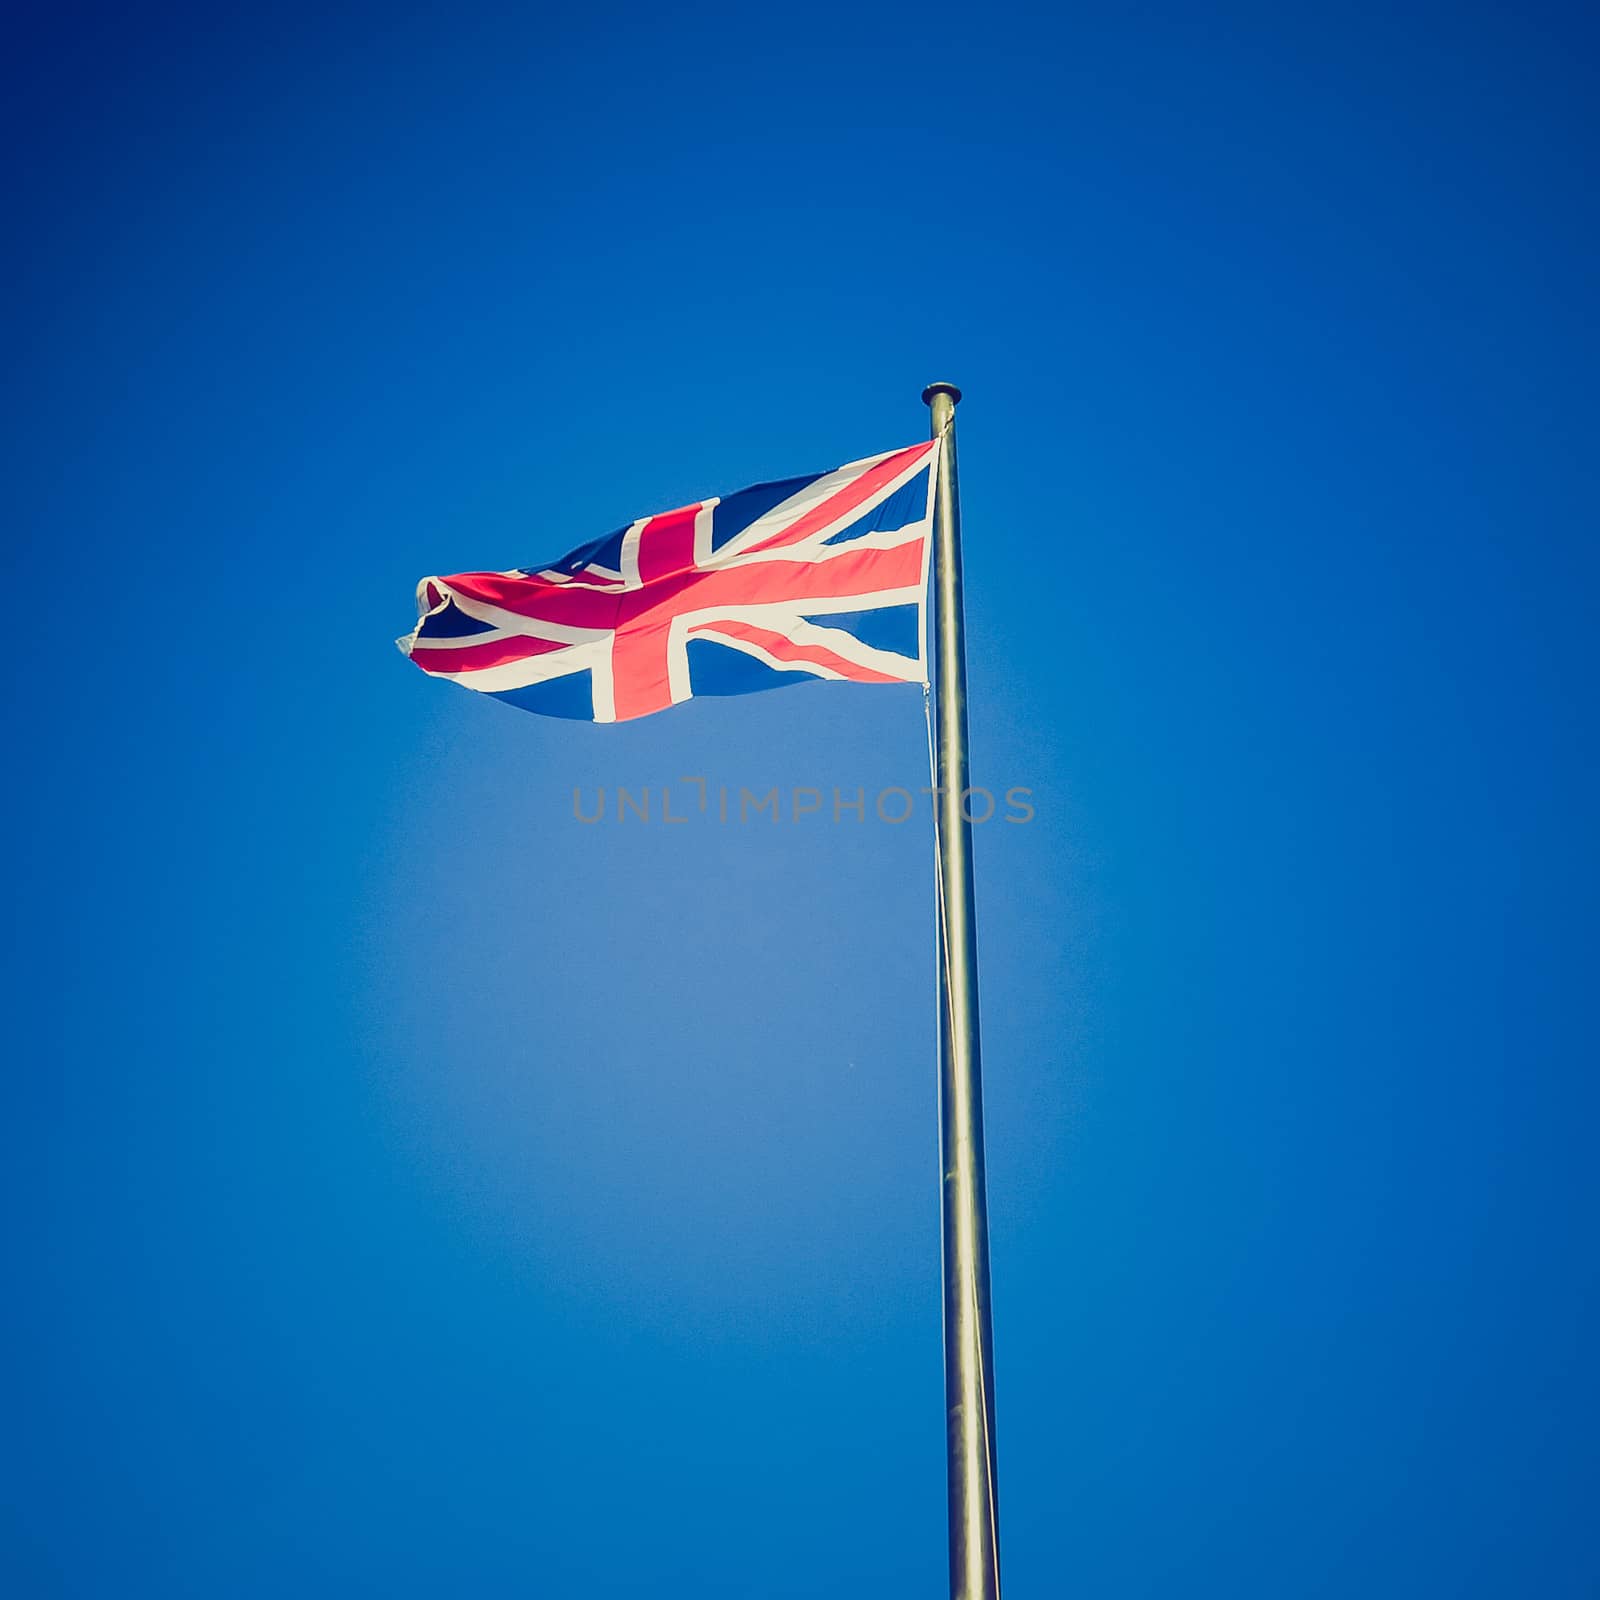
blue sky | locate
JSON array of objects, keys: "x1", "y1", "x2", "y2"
[{"x1": 7, "y1": 3, "x2": 1597, "y2": 1595}]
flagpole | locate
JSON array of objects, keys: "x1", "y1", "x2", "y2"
[{"x1": 923, "y1": 381, "x2": 1001, "y2": 1600}]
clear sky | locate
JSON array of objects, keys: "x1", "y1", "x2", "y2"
[{"x1": 7, "y1": 3, "x2": 1597, "y2": 1595}]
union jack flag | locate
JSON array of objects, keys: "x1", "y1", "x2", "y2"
[{"x1": 398, "y1": 440, "x2": 940, "y2": 722}]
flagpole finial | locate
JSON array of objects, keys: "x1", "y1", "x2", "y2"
[{"x1": 922, "y1": 381, "x2": 962, "y2": 407}]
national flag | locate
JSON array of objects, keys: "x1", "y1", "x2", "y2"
[{"x1": 397, "y1": 439, "x2": 939, "y2": 722}]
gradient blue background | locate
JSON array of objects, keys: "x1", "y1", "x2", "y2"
[{"x1": 7, "y1": 3, "x2": 1597, "y2": 1594}]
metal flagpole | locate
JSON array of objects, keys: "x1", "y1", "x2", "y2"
[{"x1": 923, "y1": 381, "x2": 1001, "y2": 1600}]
